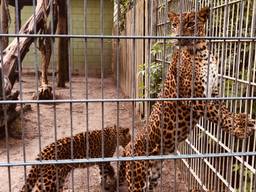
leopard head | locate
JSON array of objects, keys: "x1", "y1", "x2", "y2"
[
  {"x1": 168, "y1": 7, "x2": 210, "y2": 47},
  {"x1": 116, "y1": 126, "x2": 131, "y2": 148}
]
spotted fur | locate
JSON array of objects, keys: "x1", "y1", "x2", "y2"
[
  {"x1": 118, "y1": 7, "x2": 255, "y2": 192},
  {"x1": 20, "y1": 125, "x2": 131, "y2": 192}
]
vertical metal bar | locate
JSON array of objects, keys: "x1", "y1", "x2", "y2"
[
  {"x1": 226, "y1": 7, "x2": 235, "y2": 189},
  {"x1": 159, "y1": 0, "x2": 168, "y2": 191},
  {"x1": 14, "y1": 1, "x2": 24, "y2": 191},
  {"x1": 214, "y1": 1, "x2": 221, "y2": 191},
  {"x1": 31, "y1": 0, "x2": 41, "y2": 158},
  {"x1": 83, "y1": 0, "x2": 90, "y2": 191},
  {"x1": 46, "y1": 0, "x2": 60, "y2": 190},
  {"x1": 231, "y1": 3, "x2": 240, "y2": 189},
  {"x1": 31, "y1": 0, "x2": 43, "y2": 190},
  {"x1": 200, "y1": 0, "x2": 214, "y2": 189},
  {"x1": 241, "y1": 1, "x2": 252, "y2": 190},
  {"x1": 47, "y1": 1, "x2": 59, "y2": 191},
  {"x1": 217, "y1": 1, "x2": 228, "y2": 191},
  {"x1": 185, "y1": 1, "x2": 193, "y2": 190},
  {"x1": 146, "y1": 0, "x2": 153, "y2": 156},
  {"x1": 234, "y1": 2, "x2": 245, "y2": 191},
  {"x1": 132, "y1": 1, "x2": 136, "y2": 190},
  {"x1": 66, "y1": 0, "x2": 75, "y2": 191},
  {"x1": 228, "y1": 2, "x2": 239, "y2": 189},
  {"x1": 192, "y1": 0, "x2": 200, "y2": 189},
  {"x1": 99, "y1": 0, "x2": 105, "y2": 190},
  {"x1": 250, "y1": 2, "x2": 256, "y2": 191},
  {"x1": 175, "y1": 0, "x2": 184, "y2": 190},
  {"x1": 145, "y1": 0, "x2": 153, "y2": 190},
  {"x1": 115, "y1": 0, "x2": 121, "y2": 190}
]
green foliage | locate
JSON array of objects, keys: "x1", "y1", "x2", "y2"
[
  {"x1": 138, "y1": 42, "x2": 165, "y2": 98},
  {"x1": 114, "y1": 0, "x2": 134, "y2": 32},
  {"x1": 138, "y1": 61, "x2": 163, "y2": 97},
  {"x1": 138, "y1": 41, "x2": 174, "y2": 98},
  {"x1": 232, "y1": 163, "x2": 254, "y2": 192}
]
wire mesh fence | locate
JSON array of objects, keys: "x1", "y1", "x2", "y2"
[{"x1": 0, "y1": 0, "x2": 255, "y2": 191}]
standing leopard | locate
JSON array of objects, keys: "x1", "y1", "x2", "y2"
[
  {"x1": 118, "y1": 7, "x2": 256, "y2": 192},
  {"x1": 20, "y1": 125, "x2": 131, "y2": 192}
]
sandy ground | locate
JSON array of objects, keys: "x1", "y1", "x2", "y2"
[{"x1": 0, "y1": 75, "x2": 187, "y2": 192}]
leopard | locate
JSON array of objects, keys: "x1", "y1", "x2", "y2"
[
  {"x1": 20, "y1": 125, "x2": 131, "y2": 192},
  {"x1": 117, "y1": 7, "x2": 256, "y2": 192}
]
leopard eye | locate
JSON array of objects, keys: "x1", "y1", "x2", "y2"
[
  {"x1": 187, "y1": 21, "x2": 195, "y2": 27},
  {"x1": 172, "y1": 23, "x2": 177, "y2": 28}
]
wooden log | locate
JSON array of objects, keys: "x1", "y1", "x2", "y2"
[{"x1": 0, "y1": 0, "x2": 50, "y2": 95}]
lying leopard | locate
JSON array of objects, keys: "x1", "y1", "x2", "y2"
[
  {"x1": 118, "y1": 7, "x2": 256, "y2": 192},
  {"x1": 20, "y1": 125, "x2": 131, "y2": 192}
]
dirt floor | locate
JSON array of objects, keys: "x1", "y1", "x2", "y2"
[{"x1": 0, "y1": 75, "x2": 188, "y2": 192}]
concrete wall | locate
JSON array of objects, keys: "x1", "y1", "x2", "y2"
[{"x1": 8, "y1": 0, "x2": 113, "y2": 76}]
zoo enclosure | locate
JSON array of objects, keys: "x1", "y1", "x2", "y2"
[{"x1": 0, "y1": 0, "x2": 255, "y2": 191}]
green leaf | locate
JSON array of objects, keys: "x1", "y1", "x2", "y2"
[{"x1": 232, "y1": 164, "x2": 240, "y2": 172}]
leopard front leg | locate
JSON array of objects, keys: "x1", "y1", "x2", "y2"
[
  {"x1": 124, "y1": 160, "x2": 161, "y2": 192},
  {"x1": 98, "y1": 162, "x2": 116, "y2": 192},
  {"x1": 148, "y1": 160, "x2": 162, "y2": 191},
  {"x1": 125, "y1": 160, "x2": 147, "y2": 192},
  {"x1": 117, "y1": 160, "x2": 127, "y2": 188},
  {"x1": 194, "y1": 101, "x2": 256, "y2": 139},
  {"x1": 34, "y1": 165, "x2": 70, "y2": 192}
]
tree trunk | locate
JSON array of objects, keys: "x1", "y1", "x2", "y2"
[
  {"x1": 0, "y1": 0, "x2": 50, "y2": 136},
  {"x1": 0, "y1": 0, "x2": 9, "y2": 50},
  {"x1": 57, "y1": 0, "x2": 69, "y2": 87}
]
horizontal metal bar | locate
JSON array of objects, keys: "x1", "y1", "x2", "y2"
[
  {"x1": 156, "y1": 39, "x2": 256, "y2": 43},
  {"x1": 156, "y1": 0, "x2": 241, "y2": 11},
  {"x1": 0, "y1": 97, "x2": 255, "y2": 104},
  {"x1": 219, "y1": 74, "x2": 256, "y2": 87},
  {"x1": 0, "y1": 34, "x2": 255, "y2": 40},
  {"x1": 1, "y1": 152, "x2": 256, "y2": 167}
]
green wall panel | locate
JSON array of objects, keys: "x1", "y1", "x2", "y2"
[{"x1": 8, "y1": 0, "x2": 113, "y2": 76}]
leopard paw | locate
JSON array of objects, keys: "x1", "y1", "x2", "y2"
[
  {"x1": 232, "y1": 113, "x2": 256, "y2": 139},
  {"x1": 100, "y1": 175, "x2": 117, "y2": 192},
  {"x1": 32, "y1": 84, "x2": 53, "y2": 100}
]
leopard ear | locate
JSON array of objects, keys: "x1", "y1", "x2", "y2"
[
  {"x1": 198, "y1": 6, "x2": 210, "y2": 21},
  {"x1": 123, "y1": 127, "x2": 130, "y2": 135},
  {"x1": 168, "y1": 11, "x2": 177, "y2": 21}
]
